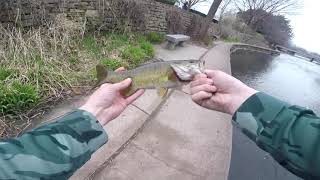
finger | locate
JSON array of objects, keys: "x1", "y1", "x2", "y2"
[
  {"x1": 115, "y1": 67, "x2": 126, "y2": 72},
  {"x1": 126, "y1": 89, "x2": 145, "y2": 104},
  {"x1": 99, "y1": 83, "x2": 112, "y2": 90},
  {"x1": 113, "y1": 78, "x2": 132, "y2": 91},
  {"x1": 194, "y1": 73, "x2": 207, "y2": 80},
  {"x1": 191, "y1": 91, "x2": 213, "y2": 102},
  {"x1": 204, "y1": 70, "x2": 225, "y2": 79},
  {"x1": 190, "y1": 78, "x2": 214, "y2": 88},
  {"x1": 191, "y1": 84, "x2": 217, "y2": 95},
  {"x1": 204, "y1": 69, "x2": 216, "y2": 77}
]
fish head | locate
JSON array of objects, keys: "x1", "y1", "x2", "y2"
[{"x1": 170, "y1": 60, "x2": 205, "y2": 81}]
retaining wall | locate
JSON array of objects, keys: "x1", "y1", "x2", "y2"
[{"x1": 0, "y1": 0, "x2": 219, "y2": 37}]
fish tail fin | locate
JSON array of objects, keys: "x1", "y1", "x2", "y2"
[{"x1": 96, "y1": 64, "x2": 108, "y2": 82}]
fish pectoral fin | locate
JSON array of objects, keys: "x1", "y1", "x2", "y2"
[
  {"x1": 157, "y1": 87, "x2": 169, "y2": 98},
  {"x1": 96, "y1": 64, "x2": 109, "y2": 82},
  {"x1": 121, "y1": 86, "x2": 136, "y2": 97}
]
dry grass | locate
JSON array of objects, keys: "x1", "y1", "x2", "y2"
[{"x1": 0, "y1": 14, "x2": 155, "y2": 138}]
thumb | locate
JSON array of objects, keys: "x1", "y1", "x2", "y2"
[
  {"x1": 113, "y1": 78, "x2": 132, "y2": 91},
  {"x1": 204, "y1": 70, "x2": 218, "y2": 79}
]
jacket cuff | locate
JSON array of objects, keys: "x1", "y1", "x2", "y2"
[{"x1": 232, "y1": 92, "x2": 289, "y2": 139}]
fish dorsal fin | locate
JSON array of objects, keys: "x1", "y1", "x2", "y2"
[{"x1": 96, "y1": 65, "x2": 108, "y2": 82}]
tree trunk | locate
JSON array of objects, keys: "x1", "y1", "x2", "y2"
[
  {"x1": 196, "y1": 0, "x2": 222, "y2": 41},
  {"x1": 206, "y1": 0, "x2": 223, "y2": 21}
]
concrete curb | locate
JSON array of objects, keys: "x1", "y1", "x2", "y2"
[{"x1": 230, "y1": 43, "x2": 280, "y2": 55}]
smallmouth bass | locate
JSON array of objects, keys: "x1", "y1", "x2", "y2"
[{"x1": 96, "y1": 60, "x2": 204, "y2": 96}]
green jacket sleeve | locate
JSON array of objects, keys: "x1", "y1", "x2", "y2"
[
  {"x1": 0, "y1": 109, "x2": 108, "y2": 180},
  {"x1": 233, "y1": 92, "x2": 320, "y2": 179}
]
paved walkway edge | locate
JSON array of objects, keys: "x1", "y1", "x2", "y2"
[{"x1": 87, "y1": 90, "x2": 174, "y2": 179}]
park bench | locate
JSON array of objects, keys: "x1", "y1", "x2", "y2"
[{"x1": 165, "y1": 34, "x2": 190, "y2": 50}]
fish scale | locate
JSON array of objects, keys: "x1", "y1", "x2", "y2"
[{"x1": 96, "y1": 60, "x2": 203, "y2": 96}]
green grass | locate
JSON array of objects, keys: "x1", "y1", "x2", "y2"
[
  {"x1": 223, "y1": 37, "x2": 241, "y2": 43},
  {"x1": 0, "y1": 30, "x2": 155, "y2": 117},
  {"x1": 139, "y1": 40, "x2": 155, "y2": 57},
  {"x1": 68, "y1": 56, "x2": 78, "y2": 65},
  {"x1": 82, "y1": 36, "x2": 102, "y2": 56},
  {"x1": 122, "y1": 45, "x2": 148, "y2": 68},
  {"x1": 0, "y1": 68, "x2": 14, "y2": 81},
  {"x1": 0, "y1": 82, "x2": 39, "y2": 115},
  {"x1": 105, "y1": 33, "x2": 130, "y2": 52},
  {"x1": 146, "y1": 32, "x2": 165, "y2": 44},
  {"x1": 101, "y1": 58, "x2": 123, "y2": 70}
]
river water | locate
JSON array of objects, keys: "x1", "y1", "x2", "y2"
[
  {"x1": 229, "y1": 50, "x2": 320, "y2": 180},
  {"x1": 231, "y1": 50, "x2": 320, "y2": 114}
]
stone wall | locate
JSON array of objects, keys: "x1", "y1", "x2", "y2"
[{"x1": 0, "y1": 0, "x2": 218, "y2": 37}]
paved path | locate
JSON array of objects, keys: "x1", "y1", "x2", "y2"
[{"x1": 85, "y1": 43, "x2": 233, "y2": 180}]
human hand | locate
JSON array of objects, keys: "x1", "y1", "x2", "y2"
[
  {"x1": 190, "y1": 70, "x2": 257, "y2": 115},
  {"x1": 80, "y1": 67, "x2": 145, "y2": 126}
]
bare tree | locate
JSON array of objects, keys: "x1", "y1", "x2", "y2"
[
  {"x1": 178, "y1": 0, "x2": 209, "y2": 11},
  {"x1": 218, "y1": 0, "x2": 233, "y2": 20},
  {"x1": 206, "y1": 0, "x2": 223, "y2": 20},
  {"x1": 234, "y1": 0, "x2": 300, "y2": 26}
]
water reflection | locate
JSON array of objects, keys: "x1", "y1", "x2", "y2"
[{"x1": 231, "y1": 50, "x2": 320, "y2": 114}]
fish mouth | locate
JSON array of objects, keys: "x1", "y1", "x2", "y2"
[
  {"x1": 173, "y1": 71, "x2": 190, "y2": 82},
  {"x1": 170, "y1": 60, "x2": 204, "y2": 81}
]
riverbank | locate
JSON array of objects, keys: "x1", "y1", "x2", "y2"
[{"x1": 0, "y1": 19, "x2": 164, "y2": 138}]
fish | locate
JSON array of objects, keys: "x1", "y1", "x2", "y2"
[{"x1": 96, "y1": 60, "x2": 204, "y2": 97}]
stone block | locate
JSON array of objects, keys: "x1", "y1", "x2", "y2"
[
  {"x1": 85, "y1": 9, "x2": 99, "y2": 17},
  {"x1": 69, "y1": 9, "x2": 85, "y2": 13}
]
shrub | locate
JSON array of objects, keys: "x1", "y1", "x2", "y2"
[
  {"x1": 105, "y1": 33, "x2": 129, "y2": 52},
  {"x1": 146, "y1": 32, "x2": 165, "y2": 44},
  {"x1": 0, "y1": 82, "x2": 39, "y2": 115},
  {"x1": 0, "y1": 68, "x2": 14, "y2": 81},
  {"x1": 223, "y1": 37, "x2": 241, "y2": 43},
  {"x1": 101, "y1": 58, "x2": 123, "y2": 70},
  {"x1": 139, "y1": 41, "x2": 155, "y2": 58},
  {"x1": 122, "y1": 45, "x2": 147, "y2": 68},
  {"x1": 68, "y1": 56, "x2": 78, "y2": 65},
  {"x1": 82, "y1": 36, "x2": 102, "y2": 56}
]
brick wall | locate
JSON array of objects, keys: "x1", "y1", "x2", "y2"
[{"x1": 0, "y1": 0, "x2": 218, "y2": 37}]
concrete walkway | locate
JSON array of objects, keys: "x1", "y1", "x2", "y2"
[{"x1": 68, "y1": 43, "x2": 233, "y2": 180}]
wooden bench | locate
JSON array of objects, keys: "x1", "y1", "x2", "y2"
[{"x1": 165, "y1": 34, "x2": 190, "y2": 50}]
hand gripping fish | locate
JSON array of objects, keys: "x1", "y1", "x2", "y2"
[{"x1": 96, "y1": 60, "x2": 204, "y2": 97}]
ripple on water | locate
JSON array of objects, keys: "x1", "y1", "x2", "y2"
[{"x1": 231, "y1": 50, "x2": 320, "y2": 114}]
